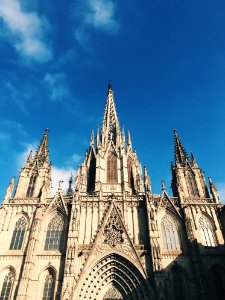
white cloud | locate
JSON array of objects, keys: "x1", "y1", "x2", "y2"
[
  {"x1": 51, "y1": 166, "x2": 76, "y2": 196},
  {"x1": 216, "y1": 183, "x2": 225, "y2": 203},
  {"x1": 44, "y1": 73, "x2": 71, "y2": 102},
  {"x1": 0, "y1": 0, "x2": 52, "y2": 62},
  {"x1": 85, "y1": 0, "x2": 119, "y2": 32},
  {"x1": 74, "y1": 0, "x2": 119, "y2": 48}
]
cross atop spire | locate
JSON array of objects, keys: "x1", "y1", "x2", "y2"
[
  {"x1": 101, "y1": 83, "x2": 120, "y2": 147},
  {"x1": 174, "y1": 129, "x2": 189, "y2": 165},
  {"x1": 33, "y1": 128, "x2": 49, "y2": 167}
]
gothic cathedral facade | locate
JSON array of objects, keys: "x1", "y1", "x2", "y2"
[{"x1": 0, "y1": 85, "x2": 225, "y2": 300}]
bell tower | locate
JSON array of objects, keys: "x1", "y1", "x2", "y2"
[{"x1": 75, "y1": 84, "x2": 145, "y2": 195}]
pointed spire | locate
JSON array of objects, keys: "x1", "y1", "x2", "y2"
[
  {"x1": 209, "y1": 177, "x2": 221, "y2": 203},
  {"x1": 191, "y1": 152, "x2": 198, "y2": 167},
  {"x1": 127, "y1": 131, "x2": 132, "y2": 150},
  {"x1": 67, "y1": 173, "x2": 73, "y2": 196},
  {"x1": 101, "y1": 83, "x2": 120, "y2": 146},
  {"x1": 144, "y1": 166, "x2": 152, "y2": 193},
  {"x1": 3, "y1": 176, "x2": 15, "y2": 203},
  {"x1": 161, "y1": 180, "x2": 166, "y2": 191},
  {"x1": 25, "y1": 150, "x2": 33, "y2": 167},
  {"x1": 33, "y1": 128, "x2": 49, "y2": 167},
  {"x1": 174, "y1": 129, "x2": 189, "y2": 165},
  {"x1": 90, "y1": 130, "x2": 94, "y2": 147}
]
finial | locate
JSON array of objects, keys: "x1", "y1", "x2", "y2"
[
  {"x1": 67, "y1": 173, "x2": 73, "y2": 196},
  {"x1": 161, "y1": 180, "x2": 166, "y2": 190},
  {"x1": 58, "y1": 180, "x2": 64, "y2": 191},
  {"x1": 108, "y1": 80, "x2": 112, "y2": 92},
  {"x1": 90, "y1": 130, "x2": 94, "y2": 147}
]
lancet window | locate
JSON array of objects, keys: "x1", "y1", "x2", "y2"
[
  {"x1": 26, "y1": 172, "x2": 37, "y2": 197},
  {"x1": 0, "y1": 271, "x2": 14, "y2": 300},
  {"x1": 187, "y1": 172, "x2": 199, "y2": 197},
  {"x1": 127, "y1": 158, "x2": 135, "y2": 192},
  {"x1": 107, "y1": 152, "x2": 118, "y2": 183},
  {"x1": 44, "y1": 215, "x2": 64, "y2": 251},
  {"x1": 10, "y1": 217, "x2": 27, "y2": 250},
  {"x1": 199, "y1": 216, "x2": 217, "y2": 247},
  {"x1": 161, "y1": 214, "x2": 181, "y2": 250},
  {"x1": 87, "y1": 154, "x2": 96, "y2": 193},
  {"x1": 42, "y1": 273, "x2": 54, "y2": 300}
]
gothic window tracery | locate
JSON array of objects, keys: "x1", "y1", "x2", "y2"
[
  {"x1": 26, "y1": 172, "x2": 38, "y2": 197},
  {"x1": 107, "y1": 152, "x2": 118, "y2": 183},
  {"x1": 0, "y1": 271, "x2": 14, "y2": 300},
  {"x1": 187, "y1": 172, "x2": 199, "y2": 197},
  {"x1": 199, "y1": 216, "x2": 217, "y2": 247},
  {"x1": 44, "y1": 215, "x2": 64, "y2": 251},
  {"x1": 42, "y1": 273, "x2": 54, "y2": 300},
  {"x1": 10, "y1": 217, "x2": 27, "y2": 250},
  {"x1": 161, "y1": 214, "x2": 181, "y2": 250}
]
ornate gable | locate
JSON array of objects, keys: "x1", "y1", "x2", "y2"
[{"x1": 48, "y1": 191, "x2": 68, "y2": 215}]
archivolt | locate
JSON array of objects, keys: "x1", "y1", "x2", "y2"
[{"x1": 76, "y1": 253, "x2": 153, "y2": 300}]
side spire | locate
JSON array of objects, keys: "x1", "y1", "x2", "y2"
[
  {"x1": 174, "y1": 129, "x2": 189, "y2": 165},
  {"x1": 33, "y1": 128, "x2": 49, "y2": 167},
  {"x1": 101, "y1": 83, "x2": 120, "y2": 147}
]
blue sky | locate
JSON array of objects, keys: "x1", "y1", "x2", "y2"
[{"x1": 0, "y1": 0, "x2": 225, "y2": 201}]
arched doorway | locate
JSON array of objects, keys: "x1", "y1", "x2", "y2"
[{"x1": 76, "y1": 253, "x2": 152, "y2": 300}]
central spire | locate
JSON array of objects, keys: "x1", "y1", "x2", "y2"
[{"x1": 101, "y1": 83, "x2": 120, "y2": 147}]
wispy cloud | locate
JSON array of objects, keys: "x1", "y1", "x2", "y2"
[
  {"x1": 51, "y1": 166, "x2": 76, "y2": 196},
  {"x1": 74, "y1": 0, "x2": 119, "y2": 48},
  {"x1": 44, "y1": 73, "x2": 71, "y2": 102},
  {"x1": 217, "y1": 183, "x2": 225, "y2": 203},
  {"x1": 0, "y1": 0, "x2": 52, "y2": 62}
]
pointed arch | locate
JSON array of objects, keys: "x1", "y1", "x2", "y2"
[
  {"x1": 161, "y1": 213, "x2": 181, "y2": 250},
  {"x1": 198, "y1": 215, "x2": 217, "y2": 247},
  {"x1": 44, "y1": 214, "x2": 65, "y2": 251},
  {"x1": 107, "y1": 151, "x2": 118, "y2": 183},
  {"x1": 127, "y1": 157, "x2": 135, "y2": 193},
  {"x1": 9, "y1": 216, "x2": 27, "y2": 250},
  {"x1": 87, "y1": 150, "x2": 96, "y2": 193},
  {"x1": 0, "y1": 267, "x2": 15, "y2": 300},
  {"x1": 39, "y1": 267, "x2": 56, "y2": 300},
  {"x1": 186, "y1": 171, "x2": 199, "y2": 197},
  {"x1": 26, "y1": 169, "x2": 38, "y2": 197},
  {"x1": 75, "y1": 253, "x2": 153, "y2": 300}
]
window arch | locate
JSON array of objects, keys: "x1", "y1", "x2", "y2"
[
  {"x1": 187, "y1": 172, "x2": 199, "y2": 197},
  {"x1": 127, "y1": 158, "x2": 135, "y2": 193},
  {"x1": 42, "y1": 270, "x2": 55, "y2": 300},
  {"x1": 107, "y1": 152, "x2": 118, "y2": 183},
  {"x1": 0, "y1": 270, "x2": 14, "y2": 300},
  {"x1": 10, "y1": 217, "x2": 27, "y2": 250},
  {"x1": 161, "y1": 214, "x2": 181, "y2": 250},
  {"x1": 44, "y1": 215, "x2": 64, "y2": 251},
  {"x1": 199, "y1": 216, "x2": 217, "y2": 247}
]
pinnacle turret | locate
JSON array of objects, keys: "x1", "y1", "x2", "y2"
[
  {"x1": 174, "y1": 129, "x2": 189, "y2": 165},
  {"x1": 101, "y1": 84, "x2": 120, "y2": 147},
  {"x1": 33, "y1": 128, "x2": 49, "y2": 167}
]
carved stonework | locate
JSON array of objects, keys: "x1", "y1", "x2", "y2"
[
  {"x1": 103, "y1": 286, "x2": 123, "y2": 299},
  {"x1": 104, "y1": 208, "x2": 124, "y2": 247}
]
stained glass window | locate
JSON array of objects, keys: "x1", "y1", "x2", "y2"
[
  {"x1": 0, "y1": 271, "x2": 14, "y2": 300},
  {"x1": 10, "y1": 217, "x2": 27, "y2": 250},
  {"x1": 199, "y1": 217, "x2": 216, "y2": 247},
  {"x1": 161, "y1": 214, "x2": 181, "y2": 250},
  {"x1": 44, "y1": 215, "x2": 64, "y2": 251}
]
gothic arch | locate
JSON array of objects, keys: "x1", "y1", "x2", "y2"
[
  {"x1": 9, "y1": 211, "x2": 30, "y2": 230},
  {"x1": 75, "y1": 253, "x2": 153, "y2": 300},
  {"x1": 37, "y1": 267, "x2": 56, "y2": 300},
  {"x1": 0, "y1": 267, "x2": 16, "y2": 300},
  {"x1": 197, "y1": 214, "x2": 217, "y2": 247}
]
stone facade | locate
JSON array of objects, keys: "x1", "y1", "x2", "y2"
[{"x1": 0, "y1": 84, "x2": 225, "y2": 300}]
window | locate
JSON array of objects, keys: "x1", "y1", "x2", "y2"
[
  {"x1": 10, "y1": 217, "x2": 27, "y2": 250},
  {"x1": 44, "y1": 215, "x2": 64, "y2": 251},
  {"x1": 199, "y1": 216, "x2": 216, "y2": 247},
  {"x1": 187, "y1": 173, "x2": 199, "y2": 197},
  {"x1": 161, "y1": 214, "x2": 181, "y2": 250},
  {"x1": 27, "y1": 173, "x2": 37, "y2": 197},
  {"x1": 87, "y1": 154, "x2": 96, "y2": 193},
  {"x1": 0, "y1": 271, "x2": 14, "y2": 300},
  {"x1": 127, "y1": 158, "x2": 135, "y2": 192},
  {"x1": 42, "y1": 273, "x2": 54, "y2": 300},
  {"x1": 107, "y1": 152, "x2": 118, "y2": 183}
]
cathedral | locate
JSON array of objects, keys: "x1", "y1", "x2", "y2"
[{"x1": 0, "y1": 84, "x2": 225, "y2": 300}]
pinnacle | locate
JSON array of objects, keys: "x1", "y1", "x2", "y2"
[{"x1": 174, "y1": 129, "x2": 189, "y2": 165}]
